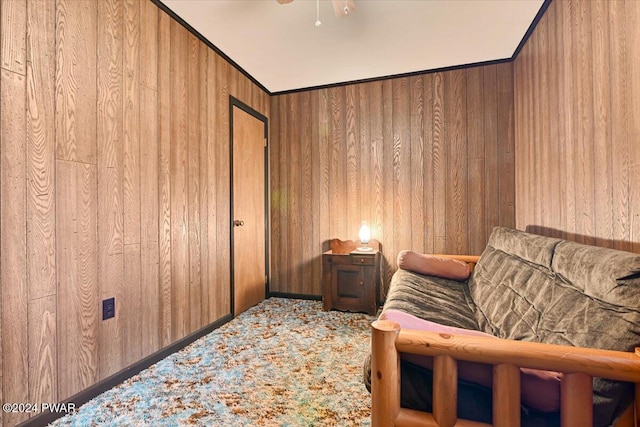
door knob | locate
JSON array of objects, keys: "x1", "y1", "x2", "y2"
[{"x1": 233, "y1": 220, "x2": 245, "y2": 227}]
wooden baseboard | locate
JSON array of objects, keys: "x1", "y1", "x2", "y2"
[{"x1": 268, "y1": 292, "x2": 322, "y2": 301}]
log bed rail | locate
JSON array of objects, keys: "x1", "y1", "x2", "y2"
[{"x1": 371, "y1": 320, "x2": 640, "y2": 427}]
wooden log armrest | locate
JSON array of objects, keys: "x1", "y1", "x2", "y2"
[{"x1": 371, "y1": 320, "x2": 640, "y2": 427}]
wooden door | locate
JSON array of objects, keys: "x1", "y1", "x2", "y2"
[{"x1": 232, "y1": 101, "x2": 267, "y2": 316}]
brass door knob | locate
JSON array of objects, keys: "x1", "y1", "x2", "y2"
[{"x1": 233, "y1": 220, "x2": 245, "y2": 227}]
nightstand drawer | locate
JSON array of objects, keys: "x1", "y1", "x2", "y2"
[{"x1": 352, "y1": 255, "x2": 375, "y2": 265}]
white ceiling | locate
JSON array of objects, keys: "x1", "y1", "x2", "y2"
[{"x1": 162, "y1": 0, "x2": 545, "y2": 94}]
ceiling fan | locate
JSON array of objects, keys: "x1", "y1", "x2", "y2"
[{"x1": 276, "y1": 0, "x2": 355, "y2": 18}]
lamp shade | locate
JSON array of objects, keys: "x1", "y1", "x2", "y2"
[{"x1": 359, "y1": 222, "x2": 371, "y2": 244}]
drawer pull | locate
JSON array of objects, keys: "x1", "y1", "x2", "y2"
[{"x1": 360, "y1": 258, "x2": 365, "y2": 263}]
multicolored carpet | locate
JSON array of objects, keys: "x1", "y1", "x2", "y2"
[{"x1": 50, "y1": 298, "x2": 376, "y2": 426}]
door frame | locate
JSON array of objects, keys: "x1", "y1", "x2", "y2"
[{"x1": 229, "y1": 96, "x2": 269, "y2": 316}]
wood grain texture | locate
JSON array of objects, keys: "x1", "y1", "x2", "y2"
[
  {"x1": 123, "y1": 243, "x2": 142, "y2": 366},
  {"x1": 140, "y1": 84, "x2": 160, "y2": 355},
  {"x1": 26, "y1": 0, "x2": 56, "y2": 301},
  {"x1": 123, "y1": 0, "x2": 140, "y2": 246},
  {"x1": 96, "y1": 0, "x2": 124, "y2": 381},
  {"x1": 514, "y1": 0, "x2": 640, "y2": 251},
  {"x1": 56, "y1": 160, "x2": 98, "y2": 400},
  {"x1": 0, "y1": 0, "x2": 270, "y2": 416},
  {"x1": 1, "y1": 68, "x2": 29, "y2": 427},
  {"x1": 205, "y1": 47, "x2": 219, "y2": 323},
  {"x1": 232, "y1": 106, "x2": 267, "y2": 315},
  {"x1": 55, "y1": 0, "x2": 97, "y2": 164},
  {"x1": 1, "y1": 0, "x2": 26, "y2": 75},
  {"x1": 198, "y1": 42, "x2": 209, "y2": 325},
  {"x1": 122, "y1": 0, "x2": 146, "y2": 372},
  {"x1": 214, "y1": 54, "x2": 231, "y2": 318},
  {"x1": 627, "y1": 0, "x2": 640, "y2": 256},
  {"x1": 1, "y1": 0, "x2": 270, "y2": 413},
  {"x1": 269, "y1": 64, "x2": 515, "y2": 296},
  {"x1": 157, "y1": 7, "x2": 172, "y2": 347},
  {"x1": 139, "y1": 0, "x2": 157, "y2": 90},
  {"x1": 169, "y1": 18, "x2": 190, "y2": 341},
  {"x1": 25, "y1": 1, "x2": 59, "y2": 415},
  {"x1": 187, "y1": 34, "x2": 201, "y2": 333},
  {"x1": 28, "y1": 295, "x2": 57, "y2": 408}
]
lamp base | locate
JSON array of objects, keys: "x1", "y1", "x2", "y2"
[{"x1": 356, "y1": 246, "x2": 373, "y2": 252}]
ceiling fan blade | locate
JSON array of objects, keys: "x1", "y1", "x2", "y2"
[
  {"x1": 331, "y1": 0, "x2": 355, "y2": 17},
  {"x1": 276, "y1": 0, "x2": 294, "y2": 4}
]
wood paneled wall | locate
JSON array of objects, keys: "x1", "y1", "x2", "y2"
[
  {"x1": 269, "y1": 64, "x2": 516, "y2": 297},
  {"x1": 514, "y1": 0, "x2": 640, "y2": 252},
  {"x1": 0, "y1": 0, "x2": 269, "y2": 424}
]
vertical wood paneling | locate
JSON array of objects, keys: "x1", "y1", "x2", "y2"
[
  {"x1": 482, "y1": 65, "x2": 499, "y2": 242},
  {"x1": 591, "y1": 0, "x2": 612, "y2": 247},
  {"x1": 214, "y1": 54, "x2": 231, "y2": 317},
  {"x1": 139, "y1": 0, "x2": 157, "y2": 91},
  {"x1": 270, "y1": 64, "x2": 515, "y2": 295},
  {"x1": 561, "y1": 0, "x2": 576, "y2": 239},
  {"x1": 96, "y1": 0, "x2": 124, "y2": 380},
  {"x1": 318, "y1": 88, "x2": 331, "y2": 284},
  {"x1": 122, "y1": 0, "x2": 142, "y2": 368},
  {"x1": 288, "y1": 94, "x2": 301, "y2": 290},
  {"x1": 466, "y1": 68, "x2": 485, "y2": 254},
  {"x1": 1, "y1": 0, "x2": 26, "y2": 75},
  {"x1": 276, "y1": 95, "x2": 288, "y2": 292},
  {"x1": 1, "y1": 0, "x2": 270, "y2": 415},
  {"x1": 56, "y1": 160, "x2": 98, "y2": 400},
  {"x1": 496, "y1": 65, "x2": 515, "y2": 229},
  {"x1": 432, "y1": 73, "x2": 446, "y2": 253},
  {"x1": 187, "y1": 35, "x2": 201, "y2": 333},
  {"x1": 392, "y1": 78, "x2": 411, "y2": 258},
  {"x1": 609, "y1": 0, "x2": 630, "y2": 251},
  {"x1": 546, "y1": 8, "x2": 561, "y2": 238},
  {"x1": 330, "y1": 87, "x2": 347, "y2": 240},
  {"x1": 26, "y1": 0, "x2": 56, "y2": 301},
  {"x1": 515, "y1": 0, "x2": 640, "y2": 252},
  {"x1": 381, "y1": 80, "x2": 394, "y2": 281},
  {"x1": 55, "y1": 0, "x2": 97, "y2": 164},
  {"x1": 139, "y1": 3, "x2": 160, "y2": 352},
  {"x1": 575, "y1": 1, "x2": 595, "y2": 245},
  {"x1": 310, "y1": 89, "x2": 322, "y2": 292},
  {"x1": 157, "y1": 7, "x2": 172, "y2": 347},
  {"x1": 409, "y1": 76, "x2": 424, "y2": 252},
  {"x1": 269, "y1": 95, "x2": 281, "y2": 293},
  {"x1": 1, "y1": 68, "x2": 29, "y2": 427},
  {"x1": 345, "y1": 84, "x2": 360, "y2": 241},
  {"x1": 140, "y1": 83, "x2": 160, "y2": 354},
  {"x1": 169, "y1": 19, "x2": 189, "y2": 341},
  {"x1": 422, "y1": 74, "x2": 435, "y2": 254},
  {"x1": 26, "y1": 0, "x2": 57, "y2": 410},
  {"x1": 628, "y1": 1, "x2": 640, "y2": 255},
  {"x1": 300, "y1": 91, "x2": 313, "y2": 294},
  {"x1": 206, "y1": 48, "x2": 220, "y2": 322},
  {"x1": 198, "y1": 44, "x2": 209, "y2": 325},
  {"x1": 444, "y1": 70, "x2": 468, "y2": 254},
  {"x1": 28, "y1": 296, "x2": 56, "y2": 410}
]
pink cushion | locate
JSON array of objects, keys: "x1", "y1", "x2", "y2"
[
  {"x1": 397, "y1": 250, "x2": 470, "y2": 281},
  {"x1": 380, "y1": 309, "x2": 561, "y2": 412}
]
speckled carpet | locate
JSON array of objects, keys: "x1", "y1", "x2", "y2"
[{"x1": 49, "y1": 298, "x2": 375, "y2": 426}]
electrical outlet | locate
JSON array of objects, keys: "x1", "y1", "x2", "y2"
[{"x1": 103, "y1": 297, "x2": 115, "y2": 320}]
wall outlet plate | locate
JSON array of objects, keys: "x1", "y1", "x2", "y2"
[{"x1": 103, "y1": 297, "x2": 115, "y2": 320}]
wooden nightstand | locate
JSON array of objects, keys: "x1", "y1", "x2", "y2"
[{"x1": 322, "y1": 239, "x2": 381, "y2": 316}]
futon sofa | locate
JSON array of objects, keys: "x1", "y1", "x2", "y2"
[{"x1": 364, "y1": 226, "x2": 640, "y2": 427}]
